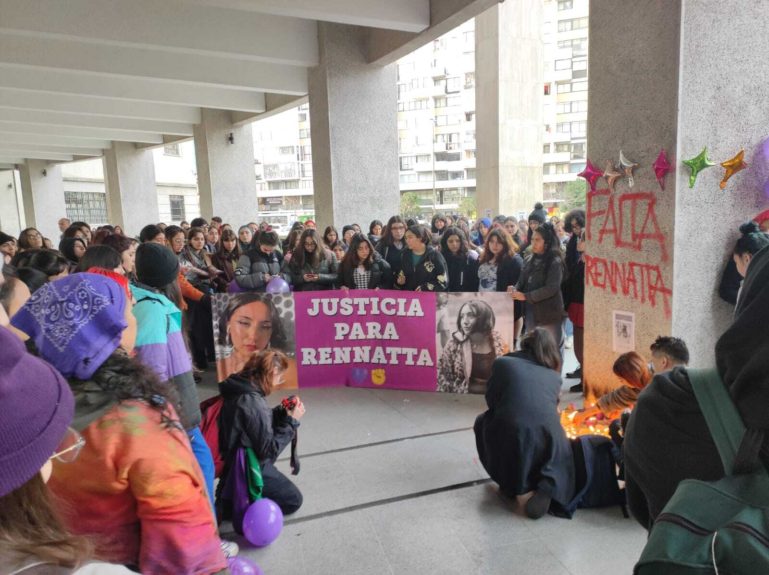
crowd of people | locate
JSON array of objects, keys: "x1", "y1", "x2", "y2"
[{"x1": 1, "y1": 202, "x2": 768, "y2": 572}]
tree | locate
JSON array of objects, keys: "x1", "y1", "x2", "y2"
[
  {"x1": 400, "y1": 192, "x2": 422, "y2": 218},
  {"x1": 561, "y1": 179, "x2": 586, "y2": 212},
  {"x1": 458, "y1": 195, "x2": 477, "y2": 219}
]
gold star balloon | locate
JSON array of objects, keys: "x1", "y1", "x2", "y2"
[
  {"x1": 619, "y1": 150, "x2": 639, "y2": 187},
  {"x1": 603, "y1": 160, "x2": 622, "y2": 190},
  {"x1": 683, "y1": 147, "x2": 716, "y2": 188},
  {"x1": 719, "y1": 149, "x2": 747, "y2": 190}
]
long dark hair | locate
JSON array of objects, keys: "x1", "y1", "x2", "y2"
[
  {"x1": 291, "y1": 229, "x2": 322, "y2": 269},
  {"x1": 339, "y1": 233, "x2": 375, "y2": 276},
  {"x1": 322, "y1": 225, "x2": 339, "y2": 247},
  {"x1": 379, "y1": 215, "x2": 406, "y2": 248},
  {"x1": 480, "y1": 228, "x2": 518, "y2": 265},
  {"x1": 70, "y1": 350, "x2": 184, "y2": 430},
  {"x1": 12, "y1": 249, "x2": 68, "y2": 278},
  {"x1": 520, "y1": 327, "x2": 561, "y2": 372},
  {"x1": 218, "y1": 292, "x2": 288, "y2": 350},
  {"x1": 217, "y1": 228, "x2": 241, "y2": 263},
  {"x1": 0, "y1": 474, "x2": 92, "y2": 569},
  {"x1": 440, "y1": 226, "x2": 470, "y2": 258},
  {"x1": 533, "y1": 222, "x2": 564, "y2": 278}
]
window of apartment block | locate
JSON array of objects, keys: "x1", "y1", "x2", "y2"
[
  {"x1": 570, "y1": 163, "x2": 586, "y2": 174},
  {"x1": 466, "y1": 169, "x2": 476, "y2": 180},
  {"x1": 417, "y1": 154, "x2": 431, "y2": 163},
  {"x1": 435, "y1": 96, "x2": 447, "y2": 108},
  {"x1": 64, "y1": 191, "x2": 107, "y2": 224},
  {"x1": 267, "y1": 180, "x2": 299, "y2": 191},
  {"x1": 299, "y1": 129, "x2": 309, "y2": 138},
  {"x1": 400, "y1": 156, "x2": 414, "y2": 170},
  {"x1": 555, "y1": 143, "x2": 570, "y2": 153},
  {"x1": 557, "y1": 81, "x2": 571, "y2": 94},
  {"x1": 434, "y1": 170, "x2": 449, "y2": 181},
  {"x1": 279, "y1": 146, "x2": 295, "y2": 156},
  {"x1": 543, "y1": 164, "x2": 554, "y2": 175},
  {"x1": 571, "y1": 81, "x2": 588, "y2": 92},
  {"x1": 163, "y1": 143, "x2": 181, "y2": 157},
  {"x1": 169, "y1": 195, "x2": 186, "y2": 221},
  {"x1": 557, "y1": 123, "x2": 570, "y2": 134},
  {"x1": 449, "y1": 171, "x2": 464, "y2": 180},
  {"x1": 300, "y1": 163, "x2": 313, "y2": 178},
  {"x1": 398, "y1": 84, "x2": 407, "y2": 99},
  {"x1": 555, "y1": 163, "x2": 570, "y2": 174},
  {"x1": 446, "y1": 77, "x2": 461, "y2": 93},
  {"x1": 465, "y1": 149, "x2": 476, "y2": 159},
  {"x1": 300, "y1": 145, "x2": 312, "y2": 162},
  {"x1": 418, "y1": 172, "x2": 434, "y2": 182},
  {"x1": 571, "y1": 121, "x2": 587, "y2": 135},
  {"x1": 447, "y1": 95, "x2": 461, "y2": 107},
  {"x1": 558, "y1": 0, "x2": 573, "y2": 10},
  {"x1": 464, "y1": 72, "x2": 475, "y2": 88},
  {"x1": 543, "y1": 144, "x2": 551, "y2": 153},
  {"x1": 298, "y1": 112, "x2": 307, "y2": 122},
  {"x1": 465, "y1": 111, "x2": 475, "y2": 122},
  {"x1": 435, "y1": 151, "x2": 461, "y2": 162},
  {"x1": 400, "y1": 174, "x2": 417, "y2": 184},
  {"x1": 434, "y1": 78, "x2": 446, "y2": 89},
  {"x1": 555, "y1": 59, "x2": 571, "y2": 71},
  {"x1": 571, "y1": 143, "x2": 586, "y2": 159}
]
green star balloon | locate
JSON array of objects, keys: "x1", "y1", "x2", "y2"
[{"x1": 683, "y1": 147, "x2": 716, "y2": 188}]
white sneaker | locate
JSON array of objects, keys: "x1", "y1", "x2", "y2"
[{"x1": 220, "y1": 540, "x2": 239, "y2": 558}]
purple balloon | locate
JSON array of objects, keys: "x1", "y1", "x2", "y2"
[
  {"x1": 242, "y1": 498, "x2": 284, "y2": 547},
  {"x1": 227, "y1": 557, "x2": 264, "y2": 575},
  {"x1": 265, "y1": 277, "x2": 290, "y2": 294}
]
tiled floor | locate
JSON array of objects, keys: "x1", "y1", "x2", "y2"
[{"x1": 203, "y1": 348, "x2": 647, "y2": 574}]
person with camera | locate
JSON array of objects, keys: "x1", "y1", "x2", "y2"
[{"x1": 217, "y1": 350, "x2": 305, "y2": 517}]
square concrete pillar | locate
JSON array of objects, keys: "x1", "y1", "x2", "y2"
[
  {"x1": 584, "y1": 0, "x2": 769, "y2": 392},
  {"x1": 309, "y1": 23, "x2": 399, "y2": 230},
  {"x1": 193, "y1": 108, "x2": 257, "y2": 226},
  {"x1": 0, "y1": 170, "x2": 22, "y2": 236},
  {"x1": 18, "y1": 160, "x2": 66, "y2": 242},
  {"x1": 475, "y1": 0, "x2": 544, "y2": 217},
  {"x1": 103, "y1": 142, "x2": 159, "y2": 237}
]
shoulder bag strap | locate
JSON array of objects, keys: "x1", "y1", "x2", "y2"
[{"x1": 687, "y1": 368, "x2": 746, "y2": 476}]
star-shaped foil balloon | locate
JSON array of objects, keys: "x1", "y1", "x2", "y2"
[
  {"x1": 683, "y1": 147, "x2": 716, "y2": 188},
  {"x1": 603, "y1": 160, "x2": 622, "y2": 190},
  {"x1": 652, "y1": 149, "x2": 672, "y2": 190},
  {"x1": 619, "y1": 150, "x2": 639, "y2": 187},
  {"x1": 719, "y1": 149, "x2": 747, "y2": 190},
  {"x1": 577, "y1": 159, "x2": 602, "y2": 192}
]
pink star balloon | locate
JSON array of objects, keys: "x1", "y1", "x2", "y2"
[
  {"x1": 653, "y1": 149, "x2": 672, "y2": 190},
  {"x1": 578, "y1": 159, "x2": 602, "y2": 192}
]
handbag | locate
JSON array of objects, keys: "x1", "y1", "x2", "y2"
[{"x1": 634, "y1": 368, "x2": 769, "y2": 574}]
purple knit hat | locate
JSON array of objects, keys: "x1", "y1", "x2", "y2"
[
  {"x1": 0, "y1": 326, "x2": 74, "y2": 497},
  {"x1": 11, "y1": 273, "x2": 128, "y2": 380}
]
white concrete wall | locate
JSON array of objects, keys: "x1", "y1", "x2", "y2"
[{"x1": 0, "y1": 170, "x2": 22, "y2": 236}]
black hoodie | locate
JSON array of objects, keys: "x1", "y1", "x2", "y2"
[
  {"x1": 624, "y1": 245, "x2": 769, "y2": 529},
  {"x1": 218, "y1": 373, "x2": 298, "y2": 470}
]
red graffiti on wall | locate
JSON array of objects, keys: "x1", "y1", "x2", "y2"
[
  {"x1": 584, "y1": 255, "x2": 672, "y2": 318},
  {"x1": 586, "y1": 189, "x2": 668, "y2": 262}
]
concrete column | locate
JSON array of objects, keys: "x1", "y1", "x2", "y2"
[
  {"x1": 18, "y1": 160, "x2": 66, "y2": 242},
  {"x1": 309, "y1": 23, "x2": 399, "y2": 230},
  {"x1": 193, "y1": 108, "x2": 257, "y2": 226},
  {"x1": 475, "y1": 0, "x2": 544, "y2": 217},
  {"x1": 584, "y1": 0, "x2": 769, "y2": 393},
  {"x1": 0, "y1": 170, "x2": 22, "y2": 236},
  {"x1": 103, "y1": 142, "x2": 159, "y2": 237}
]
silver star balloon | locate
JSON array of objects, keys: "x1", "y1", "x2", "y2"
[{"x1": 619, "y1": 150, "x2": 639, "y2": 187}]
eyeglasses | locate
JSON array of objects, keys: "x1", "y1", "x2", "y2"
[{"x1": 50, "y1": 427, "x2": 85, "y2": 463}]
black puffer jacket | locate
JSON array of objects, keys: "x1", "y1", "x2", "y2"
[
  {"x1": 218, "y1": 374, "x2": 299, "y2": 467},
  {"x1": 444, "y1": 252, "x2": 479, "y2": 292},
  {"x1": 284, "y1": 249, "x2": 338, "y2": 291},
  {"x1": 235, "y1": 248, "x2": 285, "y2": 291}
]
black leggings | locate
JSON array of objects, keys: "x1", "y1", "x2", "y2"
[{"x1": 187, "y1": 298, "x2": 215, "y2": 369}]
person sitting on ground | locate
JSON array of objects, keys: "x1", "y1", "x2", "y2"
[
  {"x1": 0, "y1": 325, "x2": 135, "y2": 575},
  {"x1": 649, "y1": 335, "x2": 689, "y2": 375},
  {"x1": 218, "y1": 350, "x2": 305, "y2": 517},
  {"x1": 10, "y1": 273, "x2": 228, "y2": 574},
  {"x1": 474, "y1": 328, "x2": 573, "y2": 519},
  {"x1": 573, "y1": 351, "x2": 652, "y2": 425},
  {"x1": 625, "y1": 244, "x2": 769, "y2": 530}
]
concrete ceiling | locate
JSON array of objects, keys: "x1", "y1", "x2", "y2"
[{"x1": 0, "y1": 0, "x2": 496, "y2": 166}]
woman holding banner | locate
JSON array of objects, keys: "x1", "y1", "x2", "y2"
[
  {"x1": 395, "y1": 224, "x2": 448, "y2": 292},
  {"x1": 338, "y1": 234, "x2": 392, "y2": 290},
  {"x1": 437, "y1": 299, "x2": 506, "y2": 394}
]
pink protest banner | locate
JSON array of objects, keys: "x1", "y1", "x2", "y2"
[{"x1": 293, "y1": 289, "x2": 438, "y2": 390}]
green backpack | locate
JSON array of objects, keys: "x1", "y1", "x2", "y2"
[{"x1": 635, "y1": 368, "x2": 769, "y2": 574}]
